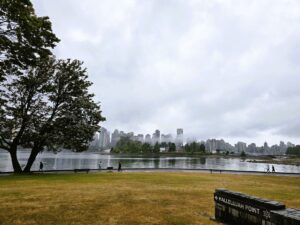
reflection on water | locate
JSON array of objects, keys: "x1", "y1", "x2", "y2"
[{"x1": 0, "y1": 150, "x2": 299, "y2": 173}]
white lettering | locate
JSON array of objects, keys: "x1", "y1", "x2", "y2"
[{"x1": 216, "y1": 195, "x2": 261, "y2": 215}]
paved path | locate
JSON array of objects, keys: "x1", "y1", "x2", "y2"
[{"x1": 1, "y1": 168, "x2": 300, "y2": 176}]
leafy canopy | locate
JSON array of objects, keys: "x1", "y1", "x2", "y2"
[
  {"x1": 0, "y1": 0, "x2": 59, "y2": 80},
  {"x1": 0, "y1": 57, "x2": 105, "y2": 172},
  {"x1": 0, "y1": 0, "x2": 104, "y2": 173}
]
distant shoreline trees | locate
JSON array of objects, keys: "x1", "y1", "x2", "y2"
[
  {"x1": 286, "y1": 145, "x2": 300, "y2": 156},
  {"x1": 111, "y1": 137, "x2": 206, "y2": 154},
  {"x1": 184, "y1": 142, "x2": 205, "y2": 153}
]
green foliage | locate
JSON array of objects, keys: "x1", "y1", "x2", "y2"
[
  {"x1": 141, "y1": 143, "x2": 152, "y2": 153},
  {"x1": 286, "y1": 145, "x2": 300, "y2": 155},
  {"x1": 241, "y1": 151, "x2": 246, "y2": 157},
  {"x1": 111, "y1": 137, "x2": 143, "y2": 153},
  {"x1": 153, "y1": 142, "x2": 160, "y2": 153},
  {"x1": 168, "y1": 142, "x2": 176, "y2": 152},
  {"x1": 0, "y1": 1, "x2": 104, "y2": 173},
  {"x1": 111, "y1": 139, "x2": 178, "y2": 154},
  {"x1": 0, "y1": 0, "x2": 59, "y2": 81},
  {"x1": 0, "y1": 57, "x2": 105, "y2": 172},
  {"x1": 184, "y1": 142, "x2": 206, "y2": 153},
  {"x1": 160, "y1": 142, "x2": 168, "y2": 148}
]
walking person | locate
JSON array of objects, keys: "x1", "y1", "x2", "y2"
[
  {"x1": 39, "y1": 161, "x2": 44, "y2": 172},
  {"x1": 118, "y1": 161, "x2": 122, "y2": 172},
  {"x1": 272, "y1": 165, "x2": 276, "y2": 173},
  {"x1": 98, "y1": 161, "x2": 102, "y2": 169},
  {"x1": 266, "y1": 164, "x2": 270, "y2": 173}
]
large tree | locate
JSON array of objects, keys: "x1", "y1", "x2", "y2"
[
  {"x1": 0, "y1": 0, "x2": 59, "y2": 81},
  {"x1": 0, "y1": 57, "x2": 105, "y2": 173}
]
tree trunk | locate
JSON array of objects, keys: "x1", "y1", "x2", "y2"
[
  {"x1": 23, "y1": 148, "x2": 40, "y2": 172},
  {"x1": 9, "y1": 149, "x2": 22, "y2": 173}
]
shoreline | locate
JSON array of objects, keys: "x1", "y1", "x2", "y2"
[
  {"x1": 1, "y1": 168, "x2": 300, "y2": 177},
  {"x1": 95, "y1": 152, "x2": 300, "y2": 166}
]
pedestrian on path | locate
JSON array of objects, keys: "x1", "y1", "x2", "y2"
[
  {"x1": 266, "y1": 165, "x2": 270, "y2": 173},
  {"x1": 118, "y1": 161, "x2": 122, "y2": 172},
  {"x1": 272, "y1": 165, "x2": 276, "y2": 173},
  {"x1": 39, "y1": 161, "x2": 44, "y2": 171}
]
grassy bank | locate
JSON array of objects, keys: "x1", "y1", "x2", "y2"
[{"x1": 0, "y1": 172, "x2": 300, "y2": 225}]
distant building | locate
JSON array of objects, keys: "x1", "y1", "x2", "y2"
[
  {"x1": 287, "y1": 142, "x2": 295, "y2": 148},
  {"x1": 132, "y1": 134, "x2": 144, "y2": 142},
  {"x1": 247, "y1": 143, "x2": 257, "y2": 153},
  {"x1": 176, "y1": 128, "x2": 183, "y2": 146},
  {"x1": 152, "y1": 129, "x2": 160, "y2": 144},
  {"x1": 145, "y1": 134, "x2": 151, "y2": 143},
  {"x1": 235, "y1": 142, "x2": 247, "y2": 153},
  {"x1": 137, "y1": 134, "x2": 144, "y2": 142},
  {"x1": 264, "y1": 142, "x2": 269, "y2": 151},
  {"x1": 206, "y1": 139, "x2": 218, "y2": 152},
  {"x1": 279, "y1": 141, "x2": 287, "y2": 154},
  {"x1": 160, "y1": 147, "x2": 167, "y2": 152},
  {"x1": 127, "y1": 132, "x2": 134, "y2": 138},
  {"x1": 111, "y1": 129, "x2": 120, "y2": 147},
  {"x1": 89, "y1": 132, "x2": 100, "y2": 150},
  {"x1": 161, "y1": 134, "x2": 173, "y2": 143},
  {"x1": 99, "y1": 127, "x2": 110, "y2": 149}
]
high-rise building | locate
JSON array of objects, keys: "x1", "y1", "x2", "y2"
[
  {"x1": 137, "y1": 134, "x2": 144, "y2": 142},
  {"x1": 161, "y1": 134, "x2": 173, "y2": 143},
  {"x1": 99, "y1": 127, "x2": 110, "y2": 149},
  {"x1": 206, "y1": 139, "x2": 218, "y2": 152},
  {"x1": 279, "y1": 141, "x2": 287, "y2": 154},
  {"x1": 152, "y1": 129, "x2": 160, "y2": 143},
  {"x1": 145, "y1": 134, "x2": 151, "y2": 143},
  {"x1": 127, "y1": 132, "x2": 134, "y2": 138},
  {"x1": 132, "y1": 134, "x2": 144, "y2": 142},
  {"x1": 111, "y1": 129, "x2": 120, "y2": 147},
  {"x1": 89, "y1": 132, "x2": 100, "y2": 150},
  {"x1": 287, "y1": 142, "x2": 295, "y2": 148},
  {"x1": 177, "y1": 128, "x2": 183, "y2": 136},
  {"x1": 247, "y1": 143, "x2": 257, "y2": 153},
  {"x1": 204, "y1": 139, "x2": 234, "y2": 153},
  {"x1": 235, "y1": 142, "x2": 247, "y2": 153},
  {"x1": 176, "y1": 128, "x2": 183, "y2": 146}
]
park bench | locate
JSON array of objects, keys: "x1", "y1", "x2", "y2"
[
  {"x1": 74, "y1": 169, "x2": 90, "y2": 173},
  {"x1": 107, "y1": 166, "x2": 113, "y2": 170}
]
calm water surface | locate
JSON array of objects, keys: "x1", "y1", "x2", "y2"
[{"x1": 0, "y1": 150, "x2": 299, "y2": 173}]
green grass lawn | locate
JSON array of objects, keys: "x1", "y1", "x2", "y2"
[{"x1": 0, "y1": 172, "x2": 299, "y2": 225}]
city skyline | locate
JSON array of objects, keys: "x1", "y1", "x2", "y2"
[
  {"x1": 92, "y1": 127, "x2": 295, "y2": 154},
  {"x1": 32, "y1": 1, "x2": 300, "y2": 145}
]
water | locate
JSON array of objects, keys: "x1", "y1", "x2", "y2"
[{"x1": 0, "y1": 150, "x2": 299, "y2": 173}]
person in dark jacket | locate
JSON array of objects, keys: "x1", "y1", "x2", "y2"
[
  {"x1": 118, "y1": 161, "x2": 122, "y2": 172},
  {"x1": 39, "y1": 161, "x2": 44, "y2": 171}
]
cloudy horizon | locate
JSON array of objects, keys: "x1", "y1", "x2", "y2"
[{"x1": 32, "y1": 0, "x2": 300, "y2": 146}]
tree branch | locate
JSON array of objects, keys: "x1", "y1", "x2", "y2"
[
  {"x1": 0, "y1": 136, "x2": 10, "y2": 151},
  {"x1": 11, "y1": 86, "x2": 35, "y2": 147}
]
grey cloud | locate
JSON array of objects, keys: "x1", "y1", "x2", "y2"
[{"x1": 32, "y1": 0, "x2": 300, "y2": 145}]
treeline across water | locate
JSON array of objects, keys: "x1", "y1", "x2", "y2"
[
  {"x1": 286, "y1": 145, "x2": 300, "y2": 156},
  {"x1": 111, "y1": 137, "x2": 206, "y2": 154}
]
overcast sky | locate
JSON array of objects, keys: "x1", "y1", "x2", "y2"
[{"x1": 32, "y1": 0, "x2": 300, "y2": 145}]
